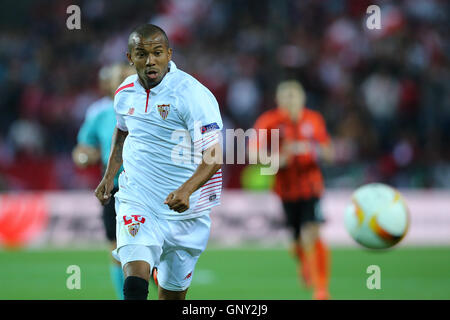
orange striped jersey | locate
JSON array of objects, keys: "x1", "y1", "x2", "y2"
[{"x1": 253, "y1": 107, "x2": 330, "y2": 201}]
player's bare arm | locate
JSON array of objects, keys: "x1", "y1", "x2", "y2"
[
  {"x1": 95, "y1": 127, "x2": 128, "y2": 205},
  {"x1": 72, "y1": 144, "x2": 101, "y2": 168},
  {"x1": 165, "y1": 143, "x2": 222, "y2": 213}
]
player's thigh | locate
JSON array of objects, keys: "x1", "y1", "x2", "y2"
[
  {"x1": 114, "y1": 197, "x2": 164, "y2": 251},
  {"x1": 157, "y1": 214, "x2": 211, "y2": 292},
  {"x1": 299, "y1": 197, "x2": 325, "y2": 228},
  {"x1": 299, "y1": 198, "x2": 324, "y2": 245},
  {"x1": 282, "y1": 201, "x2": 302, "y2": 239},
  {"x1": 113, "y1": 198, "x2": 164, "y2": 277},
  {"x1": 157, "y1": 247, "x2": 203, "y2": 292}
]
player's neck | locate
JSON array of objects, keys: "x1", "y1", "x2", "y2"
[
  {"x1": 290, "y1": 108, "x2": 303, "y2": 122},
  {"x1": 138, "y1": 77, "x2": 159, "y2": 91}
]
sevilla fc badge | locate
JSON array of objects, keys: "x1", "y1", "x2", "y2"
[
  {"x1": 157, "y1": 104, "x2": 170, "y2": 120},
  {"x1": 128, "y1": 223, "x2": 140, "y2": 237}
]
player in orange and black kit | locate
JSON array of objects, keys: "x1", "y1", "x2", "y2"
[{"x1": 253, "y1": 80, "x2": 333, "y2": 300}]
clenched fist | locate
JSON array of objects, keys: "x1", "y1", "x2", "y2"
[
  {"x1": 164, "y1": 187, "x2": 191, "y2": 213},
  {"x1": 95, "y1": 178, "x2": 115, "y2": 205}
]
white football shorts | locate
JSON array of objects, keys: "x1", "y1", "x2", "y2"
[{"x1": 112, "y1": 197, "x2": 211, "y2": 291}]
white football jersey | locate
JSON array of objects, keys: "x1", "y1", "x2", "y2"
[{"x1": 113, "y1": 61, "x2": 223, "y2": 220}]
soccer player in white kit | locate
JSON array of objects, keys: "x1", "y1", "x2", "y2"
[{"x1": 94, "y1": 24, "x2": 223, "y2": 300}]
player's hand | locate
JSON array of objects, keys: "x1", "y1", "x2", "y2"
[
  {"x1": 72, "y1": 145, "x2": 101, "y2": 168},
  {"x1": 94, "y1": 178, "x2": 114, "y2": 205},
  {"x1": 164, "y1": 188, "x2": 191, "y2": 213}
]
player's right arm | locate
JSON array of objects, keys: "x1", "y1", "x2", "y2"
[{"x1": 94, "y1": 127, "x2": 128, "y2": 205}]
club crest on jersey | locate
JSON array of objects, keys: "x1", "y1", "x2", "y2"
[
  {"x1": 128, "y1": 223, "x2": 140, "y2": 237},
  {"x1": 127, "y1": 107, "x2": 135, "y2": 115},
  {"x1": 157, "y1": 104, "x2": 170, "y2": 120}
]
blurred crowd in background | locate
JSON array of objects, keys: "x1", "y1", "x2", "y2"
[{"x1": 0, "y1": 0, "x2": 448, "y2": 191}]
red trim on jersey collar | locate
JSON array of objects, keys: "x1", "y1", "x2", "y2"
[
  {"x1": 145, "y1": 89, "x2": 150, "y2": 113},
  {"x1": 114, "y1": 82, "x2": 134, "y2": 96}
]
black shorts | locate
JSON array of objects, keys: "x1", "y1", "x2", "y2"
[
  {"x1": 282, "y1": 197, "x2": 325, "y2": 240},
  {"x1": 102, "y1": 187, "x2": 118, "y2": 242}
]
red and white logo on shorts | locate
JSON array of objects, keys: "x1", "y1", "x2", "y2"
[
  {"x1": 123, "y1": 215, "x2": 146, "y2": 237},
  {"x1": 184, "y1": 271, "x2": 192, "y2": 280},
  {"x1": 128, "y1": 223, "x2": 140, "y2": 237}
]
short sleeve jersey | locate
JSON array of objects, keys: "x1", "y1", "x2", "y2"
[
  {"x1": 113, "y1": 61, "x2": 223, "y2": 220},
  {"x1": 253, "y1": 107, "x2": 330, "y2": 201}
]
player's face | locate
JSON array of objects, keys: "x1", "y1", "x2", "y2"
[
  {"x1": 127, "y1": 34, "x2": 172, "y2": 89},
  {"x1": 277, "y1": 87, "x2": 304, "y2": 116}
]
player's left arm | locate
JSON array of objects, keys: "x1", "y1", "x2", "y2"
[
  {"x1": 165, "y1": 143, "x2": 222, "y2": 213},
  {"x1": 165, "y1": 84, "x2": 223, "y2": 213}
]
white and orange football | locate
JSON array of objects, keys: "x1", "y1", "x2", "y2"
[{"x1": 344, "y1": 183, "x2": 410, "y2": 249}]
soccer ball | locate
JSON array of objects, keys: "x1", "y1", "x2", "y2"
[{"x1": 344, "y1": 183, "x2": 410, "y2": 249}]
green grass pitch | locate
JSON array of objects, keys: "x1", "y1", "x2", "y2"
[{"x1": 0, "y1": 246, "x2": 449, "y2": 300}]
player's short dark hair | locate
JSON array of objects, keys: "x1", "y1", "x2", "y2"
[{"x1": 128, "y1": 24, "x2": 170, "y2": 52}]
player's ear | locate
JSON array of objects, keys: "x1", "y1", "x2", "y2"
[
  {"x1": 126, "y1": 52, "x2": 134, "y2": 66},
  {"x1": 167, "y1": 48, "x2": 173, "y2": 61}
]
